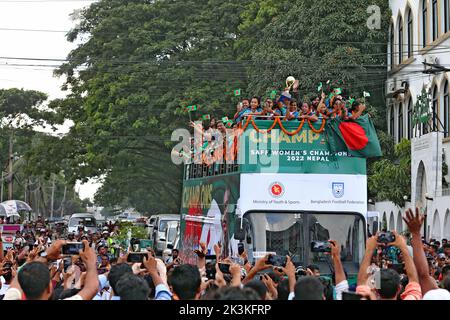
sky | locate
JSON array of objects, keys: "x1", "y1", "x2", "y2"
[{"x1": 0, "y1": 0, "x2": 101, "y2": 201}]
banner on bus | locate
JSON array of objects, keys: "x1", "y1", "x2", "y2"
[{"x1": 239, "y1": 173, "x2": 367, "y2": 215}]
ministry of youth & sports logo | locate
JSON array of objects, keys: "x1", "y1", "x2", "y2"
[
  {"x1": 332, "y1": 182, "x2": 344, "y2": 198},
  {"x1": 269, "y1": 182, "x2": 285, "y2": 198}
]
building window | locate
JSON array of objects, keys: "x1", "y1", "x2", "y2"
[
  {"x1": 390, "y1": 22, "x2": 395, "y2": 67},
  {"x1": 398, "y1": 16, "x2": 403, "y2": 63},
  {"x1": 407, "y1": 8, "x2": 413, "y2": 58},
  {"x1": 408, "y1": 97, "x2": 413, "y2": 139},
  {"x1": 445, "y1": 81, "x2": 449, "y2": 137},
  {"x1": 445, "y1": 0, "x2": 450, "y2": 33},
  {"x1": 398, "y1": 103, "x2": 404, "y2": 141},
  {"x1": 390, "y1": 105, "x2": 395, "y2": 138},
  {"x1": 432, "y1": 0, "x2": 438, "y2": 41},
  {"x1": 432, "y1": 85, "x2": 438, "y2": 131},
  {"x1": 423, "y1": 0, "x2": 428, "y2": 47}
]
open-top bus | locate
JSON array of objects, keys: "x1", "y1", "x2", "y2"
[{"x1": 179, "y1": 117, "x2": 367, "y2": 279}]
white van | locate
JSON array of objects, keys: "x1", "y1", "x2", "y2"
[
  {"x1": 68, "y1": 213, "x2": 97, "y2": 234},
  {"x1": 149, "y1": 214, "x2": 179, "y2": 254}
]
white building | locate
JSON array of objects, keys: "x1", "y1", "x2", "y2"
[{"x1": 373, "y1": 0, "x2": 450, "y2": 241}]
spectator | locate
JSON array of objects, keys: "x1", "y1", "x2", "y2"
[
  {"x1": 244, "y1": 279, "x2": 268, "y2": 300},
  {"x1": 115, "y1": 273, "x2": 150, "y2": 300},
  {"x1": 293, "y1": 276, "x2": 324, "y2": 300},
  {"x1": 357, "y1": 231, "x2": 422, "y2": 300},
  {"x1": 204, "y1": 286, "x2": 261, "y2": 300},
  {"x1": 168, "y1": 264, "x2": 201, "y2": 300},
  {"x1": 107, "y1": 263, "x2": 133, "y2": 300}
]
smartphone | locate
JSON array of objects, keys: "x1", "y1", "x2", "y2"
[
  {"x1": 218, "y1": 263, "x2": 231, "y2": 274},
  {"x1": 378, "y1": 232, "x2": 395, "y2": 244},
  {"x1": 238, "y1": 243, "x2": 245, "y2": 256},
  {"x1": 311, "y1": 241, "x2": 332, "y2": 253},
  {"x1": 127, "y1": 252, "x2": 148, "y2": 263},
  {"x1": 267, "y1": 255, "x2": 287, "y2": 267},
  {"x1": 62, "y1": 242, "x2": 84, "y2": 255},
  {"x1": 342, "y1": 291, "x2": 363, "y2": 300}
]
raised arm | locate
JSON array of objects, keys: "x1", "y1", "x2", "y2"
[
  {"x1": 357, "y1": 235, "x2": 378, "y2": 286},
  {"x1": 76, "y1": 240, "x2": 100, "y2": 300},
  {"x1": 388, "y1": 231, "x2": 419, "y2": 283},
  {"x1": 329, "y1": 240, "x2": 346, "y2": 285},
  {"x1": 403, "y1": 208, "x2": 438, "y2": 294}
]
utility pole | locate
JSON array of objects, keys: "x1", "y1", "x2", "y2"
[
  {"x1": 1, "y1": 172, "x2": 4, "y2": 202},
  {"x1": 50, "y1": 175, "x2": 56, "y2": 219},
  {"x1": 61, "y1": 185, "x2": 67, "y2": 217},
  {"x1": 8, "y1": 133, "x2": 13, "y2": 200}
]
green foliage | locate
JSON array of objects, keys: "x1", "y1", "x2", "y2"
[
  {"x1": 368, "y1": 139, "x2": 411, "y2": 207},
  {"x1": 111, "y1": 221, "x2": 147, "y2": 245}
]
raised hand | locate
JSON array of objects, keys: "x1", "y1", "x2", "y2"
[{"x1": 403, "y1": 208, "x2": 424, "y2": 235}]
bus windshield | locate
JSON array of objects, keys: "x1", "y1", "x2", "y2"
[{"x1": 244, "y1": 212, "x2": 365, "y2": 275}]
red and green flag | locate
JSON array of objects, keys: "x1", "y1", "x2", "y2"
[
  {"x1": 325, "y1": 114, "x2": 382, "y2": 158},
  {"x1": 334, "y1": 88, "x2": 342, "y2": 95},
  {"x1": 202, "y1": 114, "x2": 211, "y2": 120},
  {"x1": 234, "y1": 89, "x2": 241, "y2": 96},
  {"x1": 187, "y1": 105, "x2": 197, "y2": 112}
]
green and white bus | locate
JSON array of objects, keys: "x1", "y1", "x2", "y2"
[{"x1": 179, "y1": 118, "x2": 368, "y2": 277}]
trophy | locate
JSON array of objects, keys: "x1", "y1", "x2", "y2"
[{"x1": 286, "y1": 76, "x2": 296, "y2": 92}]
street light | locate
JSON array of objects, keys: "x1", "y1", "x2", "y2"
[{"x1": 424, "y1": 193, "x2": 434, "y2": 241}]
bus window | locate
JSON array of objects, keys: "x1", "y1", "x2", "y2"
[{"x1": 243, "y1": 212, "x2": 365, "y2": 275}]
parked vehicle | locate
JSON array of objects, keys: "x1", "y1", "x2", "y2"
[
  {"x1": 68, "y1": 213, "x2": 97, "y2": 234},
  {"x1": 163, "y1": 220, "x2": 180, "y2": 252},
  {"x1": 149, "y1": 214, "x2": 180, "y2": 254}
]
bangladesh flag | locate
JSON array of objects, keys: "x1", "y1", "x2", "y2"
[
  {"x1": 202, "y1": 114, "x2": 211, "y2": 120},
  {"x1": 325, "y1": 114, "x2": 382, "y2": 158},
  {"x1": 187, "y1": 105, "x2": 197, "y2": 112},
  {"x1": 234, "y1": 89, "x2": 241, "y2": 96}
]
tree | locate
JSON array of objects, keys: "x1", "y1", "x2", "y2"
[
  {"x1": 52, "y1": 0, "x2": 251, "y2": 212},
  {"x1": 368, "y1": 139, "x2": 411, "y2": 207}
]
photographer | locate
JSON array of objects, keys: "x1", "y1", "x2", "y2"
[{"x1": 356, "y1": 232, "x2": 421, "y2": 300}]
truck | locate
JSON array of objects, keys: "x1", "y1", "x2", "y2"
[{"x1": 178, "y1": 117, "x2": 368, "y2": 278}]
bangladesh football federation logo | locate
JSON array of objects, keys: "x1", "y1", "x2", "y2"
[
  {"x1": 269, "y1": 182, "x2": 285, "y2": 198},
  {"x1": 332, "y1": 182, "x2": 344, "y2": 198}
]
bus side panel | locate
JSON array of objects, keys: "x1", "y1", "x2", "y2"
[{"x1": 179, "y1": 174, "x2": 240, "y2": 264}]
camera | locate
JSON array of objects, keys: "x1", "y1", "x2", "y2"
[
  {"x1": 378, "y1": 231, "x2": 395, "y2": 244},
  {"x1": 218, "y1": 263, "x2": 231, "y2": 274},
  {"x1": 238, "y1": 242, "x2": 245, "y2": 256},
  {"x1": 62, "y1": 242, "x2": 84, "y2": 255},
  {"x1": 267, "y1": 254, "x2": 287, "y2": 267},
  {"x1": 311, "y1": 241, "x2": 332, "y2": 253},
  {"x1": 127, "y1": 252, "x2": 148, "y2": 263},
  {"x1": 296, "y1": 266, "x2": 307, "y2": 276}
]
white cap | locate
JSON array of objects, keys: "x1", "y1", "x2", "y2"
[{"x1": 423, "y1": 289, "x2": 450, "y2": 300}]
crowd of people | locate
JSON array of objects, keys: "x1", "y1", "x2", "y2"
[{"x1": 1, "y1": 207, "x2": 449, "y2": 300}]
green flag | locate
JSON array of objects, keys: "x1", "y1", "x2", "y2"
[
  {"x1": 234, "y1": 89, "x2": 241, "y2": 96},
  {"x1": 202, "y1": 114, "x2": 211, "y2": 120},
  {"x1": 221, "y1": 117, "x2": 229, "y2": 123},
  {"x1": 187, "y1": 105, "x2": 197, "y2": 112},
  {"x1": 325, "y1": 114, "x2": 382, "y2": 158},
  {"x1": 317, "y1": 82, "x2": 323, "y2": 92}
]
